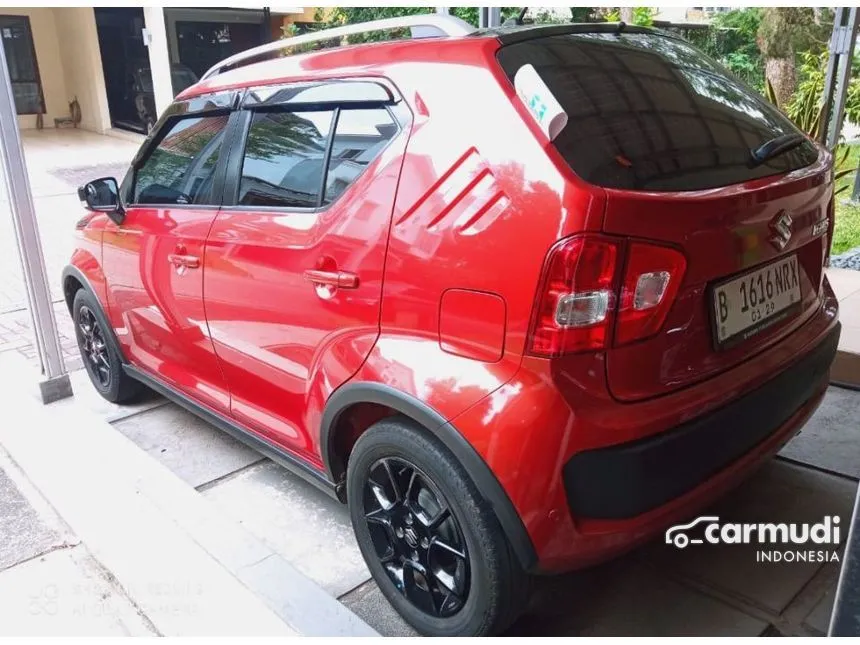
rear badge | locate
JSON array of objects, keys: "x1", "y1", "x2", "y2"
[
  {"x1": 812, "y1": 218, "x2": 829, "y2": 238},
  {"x1": 769, "y1": 211, "x2": 793, "y2": 251}
]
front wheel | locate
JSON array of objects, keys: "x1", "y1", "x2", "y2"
[
  {"x1": 72, "y1": 288, "x2": 143, "y2": 403},
  {"x1": 346, "y1": 417, "x2": 528, "y2": 636}
]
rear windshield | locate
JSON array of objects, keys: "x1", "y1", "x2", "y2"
[{"x1": 497, "y1": 32, "x2": 819, "y2": 192}]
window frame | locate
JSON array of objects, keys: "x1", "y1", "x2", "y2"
[
  {"x1": 0, "y1": 15, "x2": 45, "y2": 116},
  {"x1": 123, "y1": 90, "x2": 242, "y2": 209},
  {"x1": 221, "y1": 78, "x2": 405, "y2": 214}
]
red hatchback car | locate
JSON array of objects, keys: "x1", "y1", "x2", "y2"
[{"x1": 66, "y1": 17, "x2": 840, "y2": 636}]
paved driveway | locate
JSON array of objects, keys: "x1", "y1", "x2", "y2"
[
  {"x1": 66, "y1": 364, "x2": 860, "y2": 637},
  {"x1": 0, "y1": 129, "x2": 139, "y2": 369}
]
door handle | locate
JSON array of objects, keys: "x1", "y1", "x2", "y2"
[
  {"x1": 303, "y1": 269, "x2": 359, "y2": 289},
  {"x1": 168, "y1": 253, "x2": 200, "y2": 269}
]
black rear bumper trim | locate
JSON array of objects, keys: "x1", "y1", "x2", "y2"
[{"x1": 563, "y1": 322, "x2": 841, "y2": 520}]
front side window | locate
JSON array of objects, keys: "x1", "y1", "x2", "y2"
[
  {"x1": 133, "y1": 114, "x2": 229, "y2": 205},
  {"x1": 238, "y1": 110, "x2": 334, "y2": 208},
  {"x1": 0, "y1": 15, "x2": 44, "y2": 115}
]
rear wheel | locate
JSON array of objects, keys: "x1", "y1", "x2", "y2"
[
  {"x1": 73, "y1": 289, "x2": 143, "y2": 403},
  {"x1": 346, "y1": 417, "x2": 528, "y2": 636}
]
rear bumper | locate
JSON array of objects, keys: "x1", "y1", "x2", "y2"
[{"x1": 563, "y1": 322, "x2": 840, "y2": 520}]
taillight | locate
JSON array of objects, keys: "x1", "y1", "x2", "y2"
[
  {"x1": 615, "y1": 242, "x2": 686, "y2": 346},
  {"x1": 527, "y1": 235, "x2": 686, "y2": 356},
  {"x1": 528, "y1": 236, "x2": 618, "y2": 356}
]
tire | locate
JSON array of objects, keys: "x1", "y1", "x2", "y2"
[
  {"x1": 72, "y1": 288, "x2": 143, "y2": 403},
  {"x1": 346, "y1": 416, "x2": 528, "y2": 636}
]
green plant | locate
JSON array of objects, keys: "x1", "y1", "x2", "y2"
[{"x1": 603, "y1": 7, "x2": 656, "y2": 27}]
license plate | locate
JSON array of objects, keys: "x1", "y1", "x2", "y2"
[{"x1": 712, "y1": 255, "x2": 801, "y2": 349}]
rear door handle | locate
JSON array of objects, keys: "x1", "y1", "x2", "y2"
[
  {"x1": 168, "y1": 253, "x2": 200, "y2": 269},
  {"x1": 303, "y1": 269, "x2": 359, "y2": 289}
]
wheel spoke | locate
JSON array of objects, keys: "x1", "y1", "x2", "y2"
[
  {"x1": 382, "y1": 459, "x2": 402, "y2": 503},
  {"x1": 427, "y1": 507, "x2": 451, "y2": 531},
  {"x1": 431, "y1": 538, "x2": 466, "y2": 561}
]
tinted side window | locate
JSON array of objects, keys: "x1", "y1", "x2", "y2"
[
  {"x1": 239, "y1": 110, "x2": 334, "y2": 208},
  {"x1": 323, "y1": 108, "x2": 397, "y2": 205},
  {"x1": 134, "y1": 114, "x2": 229, "y2": 205},
  {"x1": 497, "y1": 33, "x2": 819, "y2": 191}
]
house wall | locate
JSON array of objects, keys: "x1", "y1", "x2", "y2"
[
  {"x1": 55, "y1": 7, "x2": 111, "y2": 133},
  {"x1": 2, "y1": 8, "x2": 67, "y2": 129}
]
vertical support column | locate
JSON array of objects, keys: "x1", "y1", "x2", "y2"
[
  {"x1": 488, "y1": 7, "x2": 502, "y2": 27},
  {"x1": 435, "y1": 7, "x2": 449, "y2": 15},
  {"x1": 0, "y1": 38, "x2": 71, "y2": 402},
  {"x1": 828, "y1": 7, "x2": 859, "y2": 149},
  {"x1": 143, "y1": 7, "x2": 174, "y2": 120}
]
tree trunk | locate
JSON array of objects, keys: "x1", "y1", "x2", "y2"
[
  {"x1": 765, "y1": 56, "x2": 797, "y2": 109},
  {"x1": 620, "y1": 7, "x2": 634, "y2": 23}
]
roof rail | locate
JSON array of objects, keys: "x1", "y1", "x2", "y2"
[{"x1": 201, "y1": 14, "x2": 476, "y2": 81}]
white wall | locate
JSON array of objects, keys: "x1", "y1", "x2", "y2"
[{"x1": 55, "y1": 7, "x2": 111, "y2": 133}]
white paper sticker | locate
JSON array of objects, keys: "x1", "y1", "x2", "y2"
[{"x1": 514, "y1": 64, "x2": 568, "y2": 141}]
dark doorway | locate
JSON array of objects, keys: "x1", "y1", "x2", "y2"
[
  {"x1": 94, "y1": 7, "x2": 149, "y2": 133},
  {"x1": 175, "y1": 20, "x2": 265, "y2": 79}
]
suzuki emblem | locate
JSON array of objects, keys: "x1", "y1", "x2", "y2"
[{"x1": 769, "y1": 211, "x2": 793, "y2": 251}]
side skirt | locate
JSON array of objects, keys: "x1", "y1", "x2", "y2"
[{"x1": 123, "y1": 365, "x2": 339, "y2": 501}]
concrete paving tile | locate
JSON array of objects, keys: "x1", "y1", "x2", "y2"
[
  {"x1": 838, "y1": 292, "x2": 860, "y2": 327},
  {"x1": 0, "y1": 546, "x2": 154, "y2": 636},
  {"x1": 643, "y1": 460, "x2": 856, "y2": 615},
  {"x1": 202, "y1": 460, "x2": 370, "y2": 597},
  {"x1": 238, "y1": 555, "x2": 377, "y2": 636},
  {"x1": 804, "y1": 584, "x2": 836, "y2": 634},
  {"x1": 779, "y1": 386, "x2": 860, "y2": 479},
  {"x1": 826, "y1": 268, "x2": 860, "y2": 301},
  {"x1": 0, "y1": 465, "x2": 65, "y2": 571},
  {"x1": 339, "y1": 580, "x2": 417, "y2": 637},
  {"x1": 507, "y1": 557, "x2": 768, "y2": 636},
  {"x1": 111, "y1": 404, "x2": 262, "y2": 489},
  {"x1": 53, "y1": 368, "x2": 168, "y2": 424}
]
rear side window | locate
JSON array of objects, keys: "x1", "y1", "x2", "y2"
[
  {"x1": 134, "y1": 114, "x2": 229, "y2": 205},
  {"x1": 323, "y1": 108, "x2": 398, "y2": 205},
  {"x1": 237, "y1": 106, "x2": 397, "y2": 209},
  {"x1": 239, "y1": 110, "x2": 334, "y2": 208},
  {"x1": 497, "y1": 32, "x2": 819, "y2": 191}
]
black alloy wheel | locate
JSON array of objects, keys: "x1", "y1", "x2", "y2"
[
  {"x1": 362, "y1": 456, "x2": 470, "y2": 618},
  {"x1": 77, "y1": 304, "x2": 111, "y2": 388}
]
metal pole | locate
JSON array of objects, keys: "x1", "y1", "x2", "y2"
[
  {"x1": 435, "y1": 7, "x2": 449, "y2": 15},
  {"x1": 488, "y1": 7, "x2": 502, "y2": 27},
  {"x1": 0, "y1": 37, "x2": 71, "y2": 402},
  {"x1": 819, "y1": 8, "x2": 845, "y2": 146},
  {"x1": 828, "y1": 7, "x2": 860, "y2": 149}
]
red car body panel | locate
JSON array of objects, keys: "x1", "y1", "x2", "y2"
[
  {"x1": 102, "y1": 207, "x2": 230, "y2": 412},
  {"x1": 66, "y1": 29, "x2": 840, "y2": 574}
]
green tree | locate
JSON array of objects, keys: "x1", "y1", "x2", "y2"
[
  {"x1": 686, "y1": 8, "x2": 765, "y2": 90},
  {"x1": 757, "y1": 8, "x2": 825, "y2": 107}
]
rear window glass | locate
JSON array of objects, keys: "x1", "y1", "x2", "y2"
[{"x1": 497, "y1": 32, "x2": 819, "y2": 191}]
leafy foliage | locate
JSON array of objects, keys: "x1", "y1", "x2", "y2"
[
  {"x1": 603, "y1": 7, "x2": 656, "y2": 27},
  {"x1": 686, "y1": 8, "x2": 765, "y2": 90}
]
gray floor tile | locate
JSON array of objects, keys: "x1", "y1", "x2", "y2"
[
  {"x1": 780, "y1": 386, "x2": 860, "y2": 479},
  {"x1": 508, "y1": 557, "x2": 768, "y2": 636},
  {"x1": 111, "y1": 404, "x2": 262, "y2": 488},
  {"x1": 0, "y1": 546, "x2": 154, "y2": 636},
  {"x1": 339, "y1": 580, "x2": 417, "y2": 637},
  {"x1": 644, "y1": 459, "x2": 856, "y2": 615},
  {"x1": 202, "y1": 460, "x2": 370, "y2": 597},
  {"x1": 54, "y1": 369, "x2": 167, "y2": 423},
  {"x1": 0, "y1": 466, "x2": 64, "y2": 571},
  {"x1": 804, "y1": 584, "x2": 836, "y2": 634}
]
